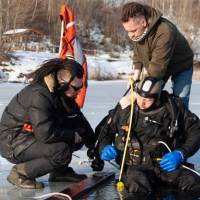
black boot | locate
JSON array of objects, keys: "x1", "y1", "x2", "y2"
[
  {"x1": 49, "y1": 167, "x2": 87, "y2": 182},
  {"x1": 7, "y1": 164, "x2": 44, "y2": 189}
]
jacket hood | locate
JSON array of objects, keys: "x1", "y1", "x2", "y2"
[
  {"x1": 147, "y1": 8, "x2": 162, "y2": 34},
  {"x1": 135, "y1": 8, "x2": 162, "y2": 42}
]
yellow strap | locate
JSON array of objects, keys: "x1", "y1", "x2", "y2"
[{"x1": 118, "y1": 76, "x2": 135, "y2": 181}]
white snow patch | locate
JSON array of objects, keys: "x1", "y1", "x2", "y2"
[
  {"x1": 1, "y1": 50, "x2": 132, "y2": 82},
  {"x1": 3, "y1": 29, "x2": 29, "y2": 35}
]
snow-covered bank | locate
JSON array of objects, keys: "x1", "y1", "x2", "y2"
[{"x1": 0, "y1": 50, "x2": 132, "y2": 82}]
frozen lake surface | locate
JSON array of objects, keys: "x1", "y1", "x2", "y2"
[{"x1": 0, "y1": 80, "x2": 200, "y2": 199}]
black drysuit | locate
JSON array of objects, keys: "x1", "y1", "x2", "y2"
[{"x1": 97, "y1": 91, "x2": 200, "y2": 192}]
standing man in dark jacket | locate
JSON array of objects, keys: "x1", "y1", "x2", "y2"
[
  {"x1": 97, "y1": 77, "x2": 200, "y2": 193},
  {"x1": 121, "y1": 2, "x2": 193, "y2": 108},
  {"x1": 0, "y1": 58, "x2": 96, "y2": 189}
]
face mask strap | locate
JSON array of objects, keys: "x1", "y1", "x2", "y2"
[
  {"x1": 55, "y1": 63, "x2": 80, "y2": 93},
  {"x1": 136, "y1": 77, "x2": 160, "y2": 99},
  {"x1": 57, "y1": 74, "x2": 75, "y2": 93}
]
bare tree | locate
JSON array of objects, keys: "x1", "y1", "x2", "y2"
[
  {"x1": 0, "y1": 0, "x2": 3, "y2": 39},
  {"x1": 0, "y1": 0, "x2": 199, "y2": 55},
  {"x1": 13, "y1": 0, "x2": 22, "y2": 30},
  {"x1": 31, "y1": 0, "x2": 38, "y2": 22}
]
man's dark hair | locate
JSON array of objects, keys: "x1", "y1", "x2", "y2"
[
  {"x1": 121, "y1": 2, "x2": 151, "y2": 22},
  {"x1": 26, "y1": 58, "x2": 83, "y2": 84}
]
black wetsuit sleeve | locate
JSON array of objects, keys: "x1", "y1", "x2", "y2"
[
  {"x1": 177, "y1": 100, "x2": 200, "y2": 158},
  {"x1": 97, "y1": 105, "x2": 124, "y2": 152}
]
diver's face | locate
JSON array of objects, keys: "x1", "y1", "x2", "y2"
[
  {"x1": 122, "y1": 16, "x2": 147, "y2": 41},
  {"x1": 57, "y1": 69, "x2": 83, "y2": 99},
  {"x1": 136, "y1": 93, "x2": 155, "y2": 110}
]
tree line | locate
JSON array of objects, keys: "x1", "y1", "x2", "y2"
[{"x1": 0, "y1": 0, "x2": 199, "y2": 57}]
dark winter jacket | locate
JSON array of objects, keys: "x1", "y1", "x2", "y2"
[
  {"x1": 0, "y1": 74, "x2": 95, "y2": 160},
  {"x1": 97, "y1": 91, "x2": 200, "y2": 166},
  {"x1": 133, "y1": 8, "x2": 193, "y2": 80}
]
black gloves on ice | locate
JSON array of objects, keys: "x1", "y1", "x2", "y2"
[{"x1": 87, "y1": 147, "x2": 104, "y2": 171}]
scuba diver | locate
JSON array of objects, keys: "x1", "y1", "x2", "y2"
[
  {"x1": 0, "y1": 58, "x2": 100, "y2": 189},
  {"x1": 96, "y1": 76, "x2": 200, "y2": 193}
]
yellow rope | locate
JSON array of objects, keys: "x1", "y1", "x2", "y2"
[{"x1": 117, "y1": 77, "x2": 135, "y2": 189}]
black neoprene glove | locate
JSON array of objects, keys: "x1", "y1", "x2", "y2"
[
  {"x1": 87, "y1": 147, "x2": 104, "y2": 171},
  {"x1": 87, "y1": 147, "x2": 99, "y2": 159},
  {"x1": 91, "y1": 157, "x2": 104, "y2": 171}
]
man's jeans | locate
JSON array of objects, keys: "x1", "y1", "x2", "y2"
[{"x1": 171, "y1": 68, "x2": 193, "y2": 109}]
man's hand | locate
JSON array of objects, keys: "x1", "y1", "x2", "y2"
[
  {"x1": 120, "y1": 95, "x2": 132, "y2": 109},
  {"x1": 133, "y1": 69, "x2": 141, "y2": 81},
  {"x1": 100, "y1": 145, "x2": 117, "y2": 161},
  {"x1": 160, "y1": 151, "x2": 184, "y2": 172},
  {"x1": 87, "y1": 147, "x2": 98, "y2": 159},
  {"x1": 87, "y1": 147, "x2": 104, "y2": 171}
]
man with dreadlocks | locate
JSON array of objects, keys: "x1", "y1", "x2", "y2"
[
  {"x1": 0, "y1": 58, "x2": 99, "y2": 189},
  {"x1": 97, "y1": 77, "x2": 200, "y2": 193}
]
